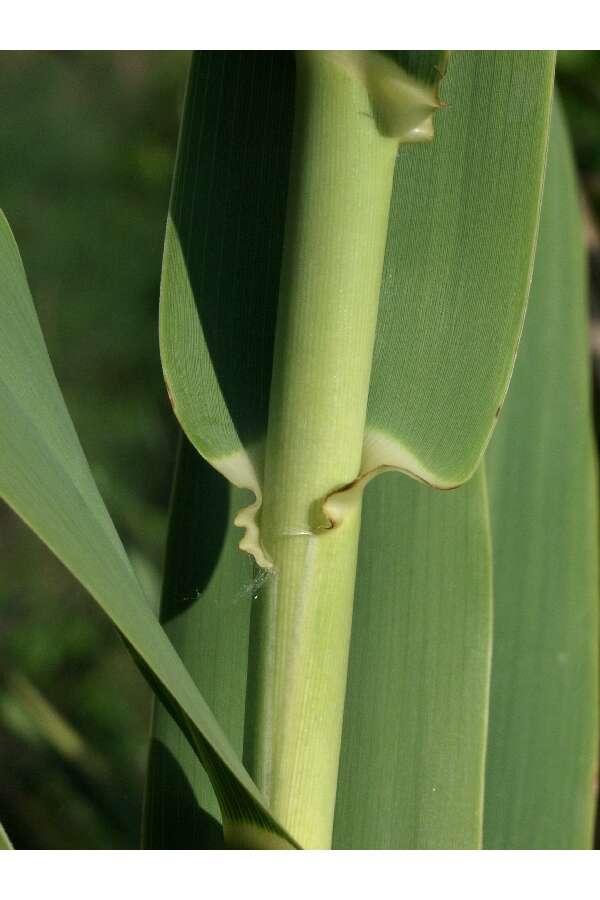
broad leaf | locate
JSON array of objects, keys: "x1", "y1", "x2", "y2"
[
  {"x1": 483, "y1": 100, "x2": 599, "y2": 849},
  {"x1": 0, "y1": 211, "x2": 296, "y2": 849}
]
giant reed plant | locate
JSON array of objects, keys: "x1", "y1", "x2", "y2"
[{"x1": 0, "y1": 50, "x2": 597, "y2": 850}]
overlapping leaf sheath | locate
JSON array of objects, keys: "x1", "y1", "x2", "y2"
[
  {"x1": 151, "y1": 51, "x2": 555, "y2": 848},
  {"x1": 334, "y1": 467, "x2": 492, "y2": 848}
]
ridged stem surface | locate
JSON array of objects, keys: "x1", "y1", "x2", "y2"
[{"x1": 246, "y1": 52, "x2": 399, "y2": 848}]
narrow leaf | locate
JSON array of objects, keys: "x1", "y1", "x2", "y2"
[
  {"x1": 143, "y1": 435, "x2": 253, "y2": 848},
  {"x1": 0, "y1": 819, "x2": 13, "y2": 850},
  {"x1": 483, "y1": 99, "x2": 599, "y2": 849},
  {"x1": 0, "y1": 210, "x2": 296, "y2": 849}
]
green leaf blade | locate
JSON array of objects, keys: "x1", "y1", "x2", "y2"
[
  {"x1": 160, "y1": 51, "x2": 295, "y2": 470},
  {"x1": 483, "y1": 98, "x2": 599, "y2": 849},
  {"x1": 365, "y1": 51, "x2": 556, "y2": 487},
  {"x1": 0, "y1": 210, "x2": 297, "y2": 849},
  {"x1": 0, "y1": 819, "x2": 13, "y2": 850},
  {"x1": 150, "y1": 52, "x2": 559, "y2": 850},
  {"x1": 143, "y1": 435, "x2": 254, "y2": 849},
  {"x1": 333, "y1": 467, "x2": 493, "y2": 848}
]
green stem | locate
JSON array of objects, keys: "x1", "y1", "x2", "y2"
[{"x1": 246, "y1": 52, "x2": 400, "y2": 848}]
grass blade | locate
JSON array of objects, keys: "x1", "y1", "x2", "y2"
[
  {"x1": 333, "y1": 468, "x2": 492, "y2": 848},
  {"x1": 154, "y1": 52, "x2": 556, "y2": 848},
  {"x1": 364, "y1": 51, "x2": 556, "y2": 487},
  {"x1": 159, "y1": 50, "x2": 449, "y2": 847},
  {"x1": 0, "y1": 819, "x2": 13, "y2": 850},
  {"x1": 143, "y1": 434, "x2": 254, "y2": 848},
  {"x1": 483, "y1": 99, "x2": 599, "y2": 849},
  {"x1": 0, "y1": 210, "x2": 296, "y2": 848},
  {"x1": 159, "y1": 52, "x2": 295, "y2": 569}
]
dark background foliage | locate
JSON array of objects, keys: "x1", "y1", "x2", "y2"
[{"x1": 0, "y1": 51, "x2": 598, "y2": 849}]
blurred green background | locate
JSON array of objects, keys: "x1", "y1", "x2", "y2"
[{"x1": 0, "y1": 51, "x2": 598, "y2": 849}]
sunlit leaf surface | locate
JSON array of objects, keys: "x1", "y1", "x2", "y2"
[{"x1": 483, "y1": 100, "x2": 599, "y2": 849}]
